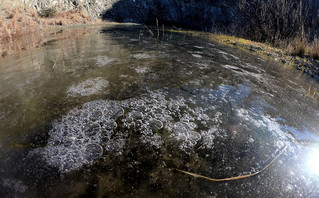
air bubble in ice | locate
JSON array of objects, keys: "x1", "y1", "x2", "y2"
[
  {"x1": 150, "y1": 119, "x2": 163, "y2": 131},
  {"x1": 90, "y1": 110, "x2": 103, "y2": 121},
  {"x1": 85, "y1": 144, "x2": 103, "y2": 161},
  {"x1": 83, "y1": 122, "x2": 101, "y2": 136},
  {"x1": 186, "y1": 131, "x2": 201, "y2": 142},
  {"x1": 105, "y1": 141, "x2": 120, "y2": 152}
]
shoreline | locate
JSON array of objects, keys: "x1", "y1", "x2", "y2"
[
  {"x1": 2, "y1": 7, "x2": 319, "y2": 85},
  {"x1": 171, "y1": 30, "x2": 319, "y2": 83},
  {"x1": 0, "y1": 5, "x2": 106, "y2": 58}
]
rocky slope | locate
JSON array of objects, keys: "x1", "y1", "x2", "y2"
[
  {"x1": 19, "y1": 0, "x2": 119, "y2": 18},
  {"x1": 11, "y1": 0, "x2": 234, "y2": 30}
]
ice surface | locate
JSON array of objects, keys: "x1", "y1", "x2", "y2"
[
  {"x1": 131, "y1": 53, "x2": 153, "y2": 59},
  {"x1": 67, "y1": 77, "x2": 109, "y2": 97},
  {"x1": 37, "y1": 100, "x2": 124, "y2": 172},
  {"x1": 37, "y1": 85, "x2": 299, "y2": 172},
  {"x1": 93, "y1": 55, "x2": 115, "y2": 67}
]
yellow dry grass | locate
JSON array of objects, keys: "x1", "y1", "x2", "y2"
[{"x1": 0, "y1": 5, "x2": 104, "y2": 58}]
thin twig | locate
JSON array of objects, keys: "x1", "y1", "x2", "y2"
[
  {"x1": 144, "y1": 25, "x2": 154, "y2": 37},
  {"x1": 172, "y1": 25, "x2": 181, "y2": 31},
  {"x1": 156, "y1": 18, "x2": 159, "y2": 39},
  {"x1": 52, "y1": 50, "x2": 60, "y2": 68},
  {"x1": 175, "y1": 145, "x2": 287, "y2": 182},
  {"x1": 162, "y1": 24, "x2": 164, "y2": 40}
]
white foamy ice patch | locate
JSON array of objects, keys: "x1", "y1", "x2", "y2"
[
  {"x1": 120, "y1": 90, "x2": 222, "y2": 151},
  {"x1": 235, "y1": 108, "x2": 288, "y2": 144},
  {"x1": 38, "y1": 100, "x2": 124, "y2": 172},
  {"x1": 216, "y1": 50, "x2": 240, "y2": 60},
  {"x1": 134, "y1": 67, "x2": 150, "y2": 74},
  {"x1": 131, "y1": 53, "x2": 153, "y2": 59},
  {"x1": 41, "y1": 85, "x2": 267, "y2": 172},
  {"x1": 223, "y1": 64, "x2": 242, "y2": 71},
  {"x1": 194, "y1": 45, "x2": 204, "y2": 49},
  {"x1": 222, "y1": 64, "x2": 263, "y2": 80},
  {"x1": 167, "y1": 122, "x2": 201, "y2": 149},
  {"x1": 94, "y1": 55, "x2": 115, "y2": 67},
  {"x1": 67, "y1": 77, "x2": 109, "y2": 97},
  {"x1": 191, "y1": 54, "x2": 202, "y2": 58}
]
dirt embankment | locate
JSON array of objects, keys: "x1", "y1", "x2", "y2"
[{"x1": 0, "y1": 1, "x2": 106, "y2": 58}]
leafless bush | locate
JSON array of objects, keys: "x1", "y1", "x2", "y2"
[
  {"x1": 236, "y1": 0, "x2": 314, "y2": 44},
  {"x1": 39, "y1": 8, "x2": 57, "y2": 18}
]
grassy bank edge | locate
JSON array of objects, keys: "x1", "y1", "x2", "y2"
[{"x1": 170, "y1": 29, "x2": 319, "y2": 83}]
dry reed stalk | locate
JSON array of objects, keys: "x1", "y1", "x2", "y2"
[
  {"x1": 11, "y1": 17, "x2": 17, "y2": 29},
  {"x1": 42, "y1": 20, "x2": 48, "y2": 26},
  {"x1": 50, "y1": 19, "x2": 57, "y2": 26},
  {"x1": 176, "y1": 145, "x2": 287, "y2": 182},
  {"x1": 15, "y1": 27, "x2": 22, "y2": 37},
  {"x1": 3, "y1": 25, "x2": 11, "y2": 40},
  {"x1": 15, "y1": 43, "x2": 22, "y2": 52}
]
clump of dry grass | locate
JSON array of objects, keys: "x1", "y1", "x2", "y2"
[
  {"x1": 287, "y1": 38, "x2": 319, "y2": 60},
  {"x1": 290, "y1": 39, "x2": 306, "y2": 57},
  {"x1": 309, "y1": 45, "x2": 319, "y2": 60},
  {"x1": 39, "y1": 8, "x2": 57, "y2": 18}
]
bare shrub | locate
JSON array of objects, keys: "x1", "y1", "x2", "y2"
[
  {"x1": 39, "y1": 8, "x2": 57, "y2": 18},
  {"x1": 236, "y1": 0, "x2": 313, "y2": 44}
]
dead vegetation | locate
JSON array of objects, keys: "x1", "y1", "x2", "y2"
[
  {"x1": 234, "y1": 0, "x2": 319, "y2": 60},
  {"x1": 0, "y1": 6, "x2": 103, "y2": 58},
  {"x1": 288, "y1": 38, "x2": 319, "y2": 60}
]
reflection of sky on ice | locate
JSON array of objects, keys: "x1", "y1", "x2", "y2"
[{"x1": 307, "y1": 147, "x2": 319, "y2": 176}]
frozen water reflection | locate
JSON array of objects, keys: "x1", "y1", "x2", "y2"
[{"x1": 1, "y1": 25, "x2": 319, "y2": 197}]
